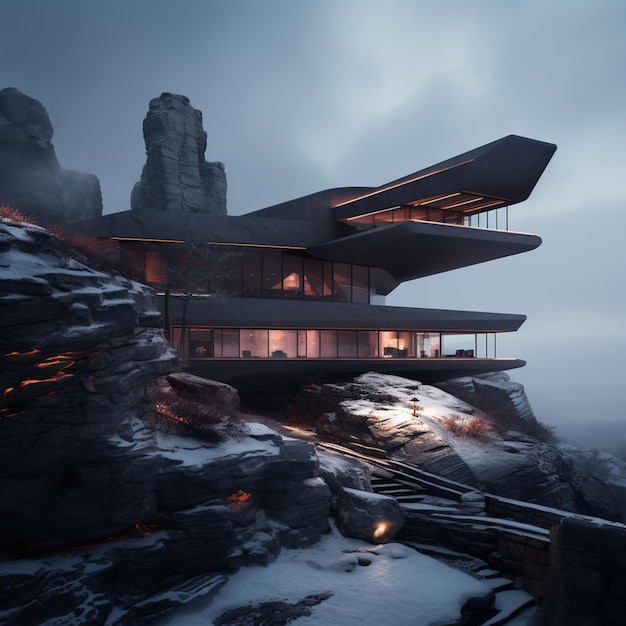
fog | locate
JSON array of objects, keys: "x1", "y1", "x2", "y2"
[{"x1": 1, "y1": 0, "x2": 624, "y2": 454}]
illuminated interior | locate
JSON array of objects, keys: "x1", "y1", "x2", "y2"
[
  {"x1": 171, "y1": 327, "x2": 502, "y2": 360},
  {"x1": 340, "y1": 192, "x2": 511, "y2": 232}
]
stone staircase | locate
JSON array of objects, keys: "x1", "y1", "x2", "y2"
[{"x1": 322, "y1": 442, "x2": 543, "y2": 625}]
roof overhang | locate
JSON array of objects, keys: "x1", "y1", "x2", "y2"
[
  {"x1": 169, "y1": 297, "x2": 526, "y2": 333},
  {"x1": 333, "y1": 135, "x2": 557, "y2": 221},
  {"x1": 308, "y1": 220, "x2": 542, "y2": 283}
]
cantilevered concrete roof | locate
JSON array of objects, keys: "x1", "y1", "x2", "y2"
[
  {"x1": 308, "y1": 220, "x2": 541, "y2": 283},
  {"x1": 333, "y1": 135, "x2": 557, "y2": 221}
]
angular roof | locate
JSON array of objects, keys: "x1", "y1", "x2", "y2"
[{"x1": 333, "y1": 135, "x2": 557, "y2": 221}]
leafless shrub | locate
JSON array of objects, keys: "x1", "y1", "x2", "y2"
[
  {"x1": 441, "y1": 414, "x2": 493, "y2": 441},
  {"x1": 148, "y1": 386, "x2": 247, "y2": 442},
  {"x1": 437, "y1": 380, "x2": 557, "y2": 444}
]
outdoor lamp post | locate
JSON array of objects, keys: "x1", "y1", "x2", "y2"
[{"x1": 411, "y1": 396, "x2": 419, "y2": 416}]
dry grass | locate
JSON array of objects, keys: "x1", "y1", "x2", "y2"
[
  {"x1": 441, "y1": 414, "x2": 493, "y2": 441},
  {"x1": 148, "y1": 386, "x2": 247, "y2": 442}
]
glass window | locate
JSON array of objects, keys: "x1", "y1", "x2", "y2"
[
  {"x1": 380, "y1": 331, "x2": 398, "y2": 358},
  {"x1": 357, "y1": 330, "x2": 378, "y2": 357},
  {"x1": 297, "y1": 330, "x2": 307, "y2": 357},
  {"x1": 216, "y1": 329, "x2": 239, "y2": 357},
  {"x1": 242, "y1": 249, "x2": 262, "y2": 297},
  {"x1": 240, "y1": 329, "x2": 268, "y2": 357},
  {"x1": 397, "y1": 331, "x2": 413, "y2": 357},
  {"x1": 120, "y1": 244, "x2": 145, "y2": 283},
  {"x1": 338, "y1": 330, "x2": 357, "y2": 357},
  {"x1": 147, "y1": 248, "x2": 173, "y2": 290},
  {"x1": 323, "y1": 261, "x2": 334, "y2": 299},
  {"x1": 320, "y1": 330, "x2": 337, "y2": 357},
  {"x1": 283, "y1": 254, "x2": 303, "y2": 298},
  {"x1": 333, "y1": 263, "x2": 352, "y2": 302},
  {"x1": 170, "y1": 327, "x2": 186, "y2": 358},
  {"x1": 304, "y1": 259, "x2": 324, "y2": 298},
  {"x1": 424, "y1": 332, "x2": 440, "y2": 358},
  {"x1": 269, "y1": 329, "x2": 297, "y2": 358},
  {"x1": 189, "y1": 328, "x2": 212, "y2": 358},
  {"x1": 262, "y1": 249, "x2": 283, "y2": 297},
  {"x1": 352, "y1": 265, "x2": 369, "y2": 304},
  {"x1": 306, "y1": 330, "x2": 320, "y2": 358}
]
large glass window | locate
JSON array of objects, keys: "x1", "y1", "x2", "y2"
[
  {"x1": 240, "y1": 329, "x2": 269, "y2": 357},
  {"x1": 214, "y1": 329, "x2": 239, "y2": 357},
  {"x1": 380, "y1": 331, "x2": 398, "y2": 358},
  {"x1": 243, "y1": 249, "x2": 262, "y2": 297},
  {"x1": 352, "y1": 266, "x2": 369, "y2": 304},
  {"x1": 306, "y1": 330, "x2": 320, "y2": 358},
  {"x1": 338, "y1": 330, "x2": 357, "y2": 357},
  {"x1": 282, "y1": 254, "x2": 303, "y2": 299},
  {"x1": 146, "y1": 250, "x2": 167, "y2": 287},
  {"x1": 304, "y1": 259, "x2": 324, "y2": 298},
  {"x1": 189, "y1": 328, "x2": 212, "y2": 358},
  {"x1": 172, "y1": 326, "x2": 495, "y2": 360},
  {"x1": 358, "y1": 330, "x2": 378, "y2": 357},
  {"x1": 333, "y1": 263, "x2": 352, "y2": 302},
  {"x1": 320, "y1": 330, "x2": 338, "y2": 357},
  {"x1": 262, "y1": 250, "x2": 283, "y2": 297},
  {"x1": 269, "y1": 329, "x2": 297, "y2": 358}
]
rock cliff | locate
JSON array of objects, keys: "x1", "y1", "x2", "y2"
[
  {"x1": 131, "y1": 92, "x2": 227, "y2": 215},
  {"x1": 0, "y1": 87, "x2": 102, "y2": 224},
  {"x1": 0, "y1": 218, "x2": 336, "y2": 623},
  {"x1": 294, "y1": 372, "x2": 626, "y2": 521},
  {"x1": 0, "y1": 216, "x2": 176, "y2": 551}
]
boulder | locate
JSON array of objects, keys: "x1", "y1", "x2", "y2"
[
  {"x1": 0, "y1": 87, "x2": 102, "y2": 223},
  {"x1": 166, "y1": 371, "x2": 240, "y2": 413},
  {"x1": 336, "y1": 487, "x2": 406, "y2": 544},
  {"x1": 131, "y1": 92, "x2": 227, "y2": 215}
]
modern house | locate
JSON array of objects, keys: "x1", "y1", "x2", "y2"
[{"x1": 80, "y1": 134, "x2": 556, "y2": 390}]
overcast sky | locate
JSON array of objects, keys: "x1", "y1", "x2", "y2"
[{"x1": 2, "y1": 0, "x2": 625, "y2": 448}]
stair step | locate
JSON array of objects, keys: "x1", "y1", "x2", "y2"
[
  {"x1": 480, "y1": 589, "x2": 536, "y2": 626},
  {"x1": 482, "y1": 577, "x2": 516, "y2": 593}
]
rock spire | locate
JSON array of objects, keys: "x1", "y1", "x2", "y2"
[{"x1": 131, "y1": 92, "x2": 227, "y2": 214}]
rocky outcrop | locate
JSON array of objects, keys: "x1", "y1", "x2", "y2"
[
  {"x1": 0, "y1": 87, "x2": 102, "y2": 224},
  {"x1": 0, "y1": 218, "x2": 337, "y2": 622},
  {"x1": 166, "y1": 371, "x2": 240, "y2": 413},
  {"x1": 437, "y1": 372, "x2": 539, "y2": 424},
  {"x1": 298, "y1": 372, "x2": 626, "y2": 521},
  {"x1": 131, "y1": 93, "x2": 227, "y2": 215},
  {"x1": 0, "y1": 217, "x2": 176, "y2": 552}
]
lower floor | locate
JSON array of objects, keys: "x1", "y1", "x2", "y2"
[{"x1": 171, "y1": 326, "x2": 501, "y2": 360}]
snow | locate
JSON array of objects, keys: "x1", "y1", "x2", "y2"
[
  {"x1": 158, "y1": 526, "x2": 492, "y2": 626},
  {"x1": 155, "y1": 431, "x2": 278, "y2": 466}
]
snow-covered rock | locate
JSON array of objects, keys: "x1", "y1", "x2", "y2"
[
  {"x1": 304, "y1": 372, "x2": 626, "y2": 521},
  {"x1": 0, "y1": 218, "x2": 176, "y2": 552}
]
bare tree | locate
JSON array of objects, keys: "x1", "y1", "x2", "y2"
[{"x1": 163, "y1": 240, "x2": 230, "y2": 357}]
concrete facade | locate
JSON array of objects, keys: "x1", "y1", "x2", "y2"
[{"x1": 80, "y1": 134, "x2": 556, "y2": 389}]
